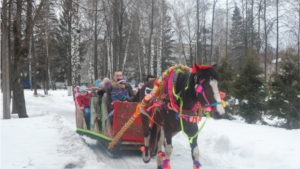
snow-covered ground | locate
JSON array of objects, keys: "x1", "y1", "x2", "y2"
[{"x1": 1, "y1": 90, "x2": 300, "y2": 169}]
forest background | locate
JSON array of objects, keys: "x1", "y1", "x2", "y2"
[{"x1": 1, "y1": 0, "x2": 299, "y2": 129}]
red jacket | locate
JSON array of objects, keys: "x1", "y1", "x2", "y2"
[{"x1": 76, "y1": 93, "x2": 93, "y2": 108}]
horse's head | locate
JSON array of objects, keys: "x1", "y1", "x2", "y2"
[{"x1": 192, "y1": 64, "x2": 225, "y2": 119}]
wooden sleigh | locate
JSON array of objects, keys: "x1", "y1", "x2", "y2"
[{"x1": 74, "y1": 88, "x2": 144, "y2": 157}]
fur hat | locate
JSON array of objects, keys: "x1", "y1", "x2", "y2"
[
  {"x1": 117, "y1": 78, "x2": 126, "y2": 84},
  {"x1": 99, "y1": 77, "x2": 111, "y2": 88},
  {"x1": 79, "y1": 86, "x2": 88, "y2": 92},
  {"x1": 103, "y1": 77, "x2": 110, "y2": 84}
]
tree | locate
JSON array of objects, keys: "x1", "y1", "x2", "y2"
[
  {"x1": 34, "y1": 1, "x2": 60, "y2": 94},
  {"x1": 161, "y1": 1, "x2": 175, "y2": 72},
  {"x1": 232, "y1": 55, "x2": 267, "y2": 124},
  {"x1": 229, "y1": 5, "x2": 245, "y2": 69},
  {"x1": 209, "y1": 0, "x2": 218, "y2": 64},
  {"x1": 267, "y1": 51, "x2": 300, "y2": 129},
  {"x1": 2, "y1": 0, "x2": 10, "y2": 119},
  {"x1": 217, "y1": 57, "x2": 236, "y2": 119},
  {"x1": 12, "y1": 0, "x2": 45, "y2": 118}
]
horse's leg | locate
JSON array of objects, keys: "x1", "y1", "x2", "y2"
[
  {"x1": 158, "y1": 124, "x2": 172, "y2": 169},
  {"x1": 187, "y1": 124, "x2": 201, "y2": 169},
  {"x1": 156, "y1": 128, "x2": 164, "y2": 169},
  {"x1": 141, "y1": 114, "x2": 151, "y2": 163}
]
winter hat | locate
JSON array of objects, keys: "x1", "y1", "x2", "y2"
[
  {"x1": 133, "y1": 88, "x2": 138, "y2": 92},
  {"x1": 117, "y1": 78, "x2": 126, "y2": 84},
  {"x1": 79, "y1": 86, "x2": 88, "y2": 92},
  {"x1": 103, "y1": 78, "x2": 110, "y2": 84},
  {"x1": 99, "y1": 78, "x2": 110, "y2": 88}
]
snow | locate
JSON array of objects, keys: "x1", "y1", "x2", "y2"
[{"x1": 1, "y1": 90, "x2": 300, "y2": 169}]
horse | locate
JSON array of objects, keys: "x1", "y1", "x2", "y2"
[{"x1": 138, "y1": 64, "x2": 225, "y2": 169}]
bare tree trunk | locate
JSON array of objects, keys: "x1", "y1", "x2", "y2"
[
  {"x1": 245, "y1": 0, "x2": 248, "y2": 57},
  {"x1": 118, "y1": 0, "x2": 124, "y2": 71},
  {"x1": 298, "y1": 1, "x2": 300, "y2": 76},
  {"x1": 209, "y1": 0, "x2": 217, "y2": 64},
  {"x1": 8, "y1": 0, "x2": 12, "y2": 96},
  {"x1": 257, "y1": 0, "x2": 262, "y2": 54},
  {"x1": 203, "y1": 12, "x2": 207, "y2": 63},
  {"x1": 67, "y1": 0, "x2": 72, "y2": 95},
  {"x1": 31, "y1": 34, "x2": 37, "y2": 96},
  {"x1": 148, "y1": 0, "x2": 155, "y2": 75},
  {"x1": 94, "y1": 0, "x2": 98, "y2": 80},
  {"x1": 196, "y1": 0, "x2": 200, "y2": 64},
  {"x1": 113, "y1": 0, "x2": 119, "y2": 73},
  {"x1": 251, "y1": 0, "x2": 254, "y2": 48},
  {"x1": 122, "y1": 21, "x2": 133, "y2": 72},
  {"x1": 46, "y1": 29, "x2": 50, "y2": 93},
  {"x1": 71, "y1": 0, "x2": 80, "y2": 87},
  {"x1": 2, "y1": 0, "x2": 11, "y2": 119},
  {"x1": 264, "y1": 0, "x2": 267, "y2": 82},
  {"x1": 225, "y1": 0, "x2": 228, "y2": 59},
  {"x1": 138, "y1": 50, "x2": 142, "y2": 82},
  {"x1": 275, "y1": 0, "x2": 279, "y2": 73}
]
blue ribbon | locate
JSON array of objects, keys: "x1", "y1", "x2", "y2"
[{"x1": 205, "y1": 102, "x2": 222, "y2": 107}]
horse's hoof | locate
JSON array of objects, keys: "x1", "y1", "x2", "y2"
[
  {"x1": 143, "y1": 158, "x2": 151, "y2": 163},
  {"x1": 141, "y1": 146, "x2": 151, "y2": 163}
]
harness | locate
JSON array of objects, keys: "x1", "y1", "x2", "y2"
[{"x1": 140, "y1": 65, "x2": 223, "y2": 143}]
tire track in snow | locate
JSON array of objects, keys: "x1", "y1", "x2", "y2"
[{"x1": 85, "y1": 139, "x2": 156, "y2": 169}]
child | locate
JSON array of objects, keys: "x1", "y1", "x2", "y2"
[
  {"x1": 107, "y1": 78, "x2": 129, "y2": 118},
  {"x1": 111, "y1": 78, "x2": 129, "y2": 102},
  {"x1": 76, "y1": 86, "x2": 93, "y2": 129}
]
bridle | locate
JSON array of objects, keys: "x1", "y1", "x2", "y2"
[{"x1": 194, "y1": 75, "x2": 222, "y2": 114}]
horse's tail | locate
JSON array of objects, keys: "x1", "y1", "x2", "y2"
[{"x1": 149, "y1": 122, "x2": 160, "y2": 155}]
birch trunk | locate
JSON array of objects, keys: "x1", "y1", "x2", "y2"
[
  {"x1": 148, "y1": 0, "x2": 155, "y2": 75},
  {"x1": 157, "y1": 12, "x2": 162, "y2": 77},
  {"x1": 138, "y1": 50, "x2": 143, "y2": 82},
  {"x1": 46, "y1": 30, "x2": 50, "y2": 93},
  {"x1": 122, "y1": 26, "x2": 132, "y2": 72},
  {"x1": 275, "y1": 0, "x2": 279, "y2": 72},
  {"x1": 196, "y1": 0, "x2": 200, "y2": 64},
  {"x1": 71, "y1": 0, "x2": 80, "y2": 87},
  {"x1": 264, "y1": 0, "x2": 267, "y2": 82},
  {"x1": 225, "y1": 0, "x2": 228, "y2": 58},
  {"x1": 209, "y1": 0, "x2": 217, "y2": 64},
  {"x1": 2, "y1": 0, "x2": 11, "y2": 119},
  {"x1": 94, "y1": 0, "x2": 98, "y2": 80},
  {"x1": 67, "y1": 0, "x2": 72, "y2": 95},
  {"x1": 150, "y1": 42, "x2": 154, "y2": 75}
]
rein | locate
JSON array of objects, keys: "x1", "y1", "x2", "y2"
[{"x1": 140, "y1": 65, "x2": 222, "y2": 143}]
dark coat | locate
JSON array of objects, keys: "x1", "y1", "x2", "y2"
[{"x1": 106, "y1": 82, "x2": 134, "y2": 113}]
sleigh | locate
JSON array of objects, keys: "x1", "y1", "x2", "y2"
[{"x1": 74, "y1": 87, "x2": 144, "y2": 157}]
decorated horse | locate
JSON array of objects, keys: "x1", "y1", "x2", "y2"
[{"x1": 138, "y1": 64, "x2": 226, "y2": 169}]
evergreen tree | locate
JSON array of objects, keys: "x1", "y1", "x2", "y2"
[
  {"x1": 161, "y1": 2, "x2": 175, "y2": 72},
  {"x1": 232, "y1": 55, "x2": 267, "y2": 124},
  {"x1": 58, "y1": 0, "x2": 72, "y2": 85},
  {"x1": 245, "y1": 9, "x2": 260, "y2": 55},
  {"x1": 217, "y1": 57, "x2": 236, "y2": 119},
  {"x1": 229, "y1": 5, "x2": 245, "y2": 69},
  {"x1": 267, "y1": 52, "x2": 300, "y2": 129}
]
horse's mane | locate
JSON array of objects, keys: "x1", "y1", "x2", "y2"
[{"x1": 196, "y1": 67, "x2": 219, "y2": 81}]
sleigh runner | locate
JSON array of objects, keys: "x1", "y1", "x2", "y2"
[{"x1": 74, "y1": 88, "x2": 144, "y2": 157}]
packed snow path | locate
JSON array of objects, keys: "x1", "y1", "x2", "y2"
[{"x1": 1, "y1": 90, "x2": 300, "y2": 169}]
